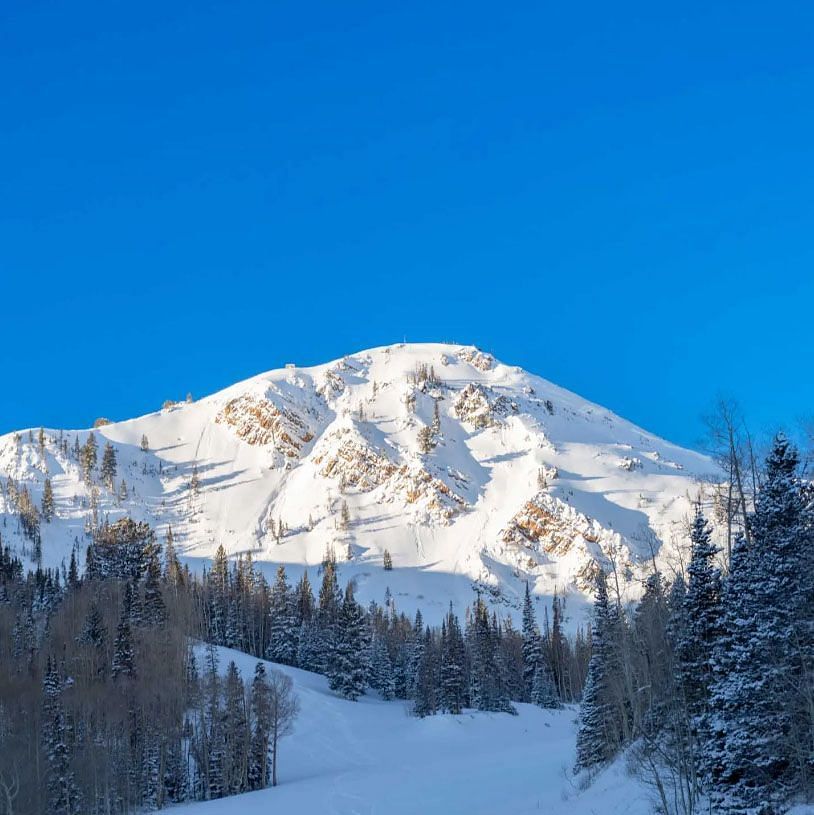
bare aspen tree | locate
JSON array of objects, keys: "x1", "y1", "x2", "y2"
[{"x1": 267, "y1": 670, "x2": 299, "y2": 787}]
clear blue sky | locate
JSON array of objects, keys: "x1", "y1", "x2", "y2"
[{"x1": 2, "y1": 1, "x2": 812, "y2": 447}]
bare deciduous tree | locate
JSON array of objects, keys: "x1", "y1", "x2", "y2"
[{"x1": 267, "y1": 670, "x2": 299, "y2": 787}]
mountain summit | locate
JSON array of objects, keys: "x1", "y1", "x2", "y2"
[{"x1": 0, "y1": 343, "x2": 714, "y2": 622}]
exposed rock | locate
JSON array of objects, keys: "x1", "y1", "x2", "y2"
[
  {"x1": 314, "y1": 435, "x2": 397, "y2": 491},
  {"x1": 453, "y1": 383, "x2": 517, "y2": 429},
  {"x1": 457, "y1": 347, "x2": 495, "y2": 371},
  {"x1": 500, "y1": 492, "x2": 633, "y2": 589},
  {"x1": 215, "y1": 394, "x2": 314, "y2": 457}
]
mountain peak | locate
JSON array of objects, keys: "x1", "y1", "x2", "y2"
[{"x1": 0, "y1": 343, "x2": 715, "y2": 624}]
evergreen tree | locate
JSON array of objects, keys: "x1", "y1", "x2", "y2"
[
  {"x1": 112, "y1": 602, "x2": 135, "y2": 680},
  {"x1": 431, "y1": 399, "x2": 441, "y2": 435},
  {"x1": 531, "y1": 659, "x2": 560, "y2": 708},
  {"x1": 143, "y1": 547, "x2": 167, "y2": 627},
  {"x1": 222, "y1": 661, "x2": 249, "y2": 795},
  {"x1": 268, "y1": 566, "x2": 297, "y2": 664},
  {"x1": 329, "y1": 582, "x2": 369, "y2": 700},
  {"x1": 413, "y1": 627, "x2": 437, "y2": 717},
  {"x1": 100, "y1": 442, "x2": 117, "y2": 489},
  {"x1": 80, "y1": 432, "x2": 98, "y2": 481},
  {"x1": 707, "y1": 436, "x2": 814, "y2": 812},
  {"x1": 293, "y1": 570, "x2": 315, "y2": 627},
  {"x1": 316, "y1": 561, "x2": 342, "y2": 673},
  {"x1": 369, "y1": 633, "x2": 396, "y2": 700},
  {"x1": 42, "y1": 477, "x2": 55, "y2": 522},
  {"x1": 676, "y1": 509, "x2": 721, "y2": 722},
  {"x1": 574, "y1": 572, "x2": 618, "y2": 771},
  {"x1": 248, "y1": 663, "x2": 272, "y2": 790},
  {"x1": 72, "y1": 547, "x2": 85, "y2": 586},
  {"x1": 521, "y1": 582, "x2": 544, "y2": 700},
  {"x1": 42, "y1": 658, "x2": 81, "y2": 815},
  {"x1": 439, "y1": 605, "x2": 466, "y2": 713},
  {"x1": 382, "y1": 549, "x2": 393, "y2": 571},
  {"x1": 417, "y1": 425, "x2": 434, "y2": 454}
]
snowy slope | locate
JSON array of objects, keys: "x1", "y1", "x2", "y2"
[
  {"x1": 179, "y1": 645, "x2": 655, "y2": 815},
  {"x1": 0, "y1": 343, "x2": 717, "y2": 624}
]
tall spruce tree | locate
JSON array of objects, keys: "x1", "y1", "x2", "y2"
[
  {"x1": 521, "y1": 582, "x2": 544, "y2": 700},
  {"x1": 439, "y1": 605, "x2": 466, "y2": 713},
  {"x1": 413, "y1": 627, "x2": 438, "y2": 717},
  {"x1": 100, "y1": 442, "x2": 117, "y2": 489},
  {"x1": 574, "y1": 571, "x2": 618, "y2": 771},
  {"x1": 707, "y1": 436, "x2": 814, "y2": 812},
  {"x1": 268, "y1": 566, "x2": 297, "y2": 664},
  {"x1": 248, "y1": 663, "x2": 272, "y2": 790},
  {"x1": 329, "y1": 582, "x2": 369, "y2": 700},
  {"x1": 676, "y1": 509, "x2": 721, "y2": 722},
  {"x1": 42, "y1": 477, "x2": 55, "y2": 522}
]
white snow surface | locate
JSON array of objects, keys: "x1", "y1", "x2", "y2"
[
  {"x1": 0, "y1": 343, "x2": 717, "y2": 626},
  {"x1": 180, "y1": 645, "x2": 654, "y2": 815}
]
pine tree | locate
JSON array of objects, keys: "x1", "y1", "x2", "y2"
[
  {"x1": 100, "y1": 442, "x2": 117, "y2": 489},
  {"x1": 222, "y1": 661, "x2": 249, "y2": 795},
  {"x1": 417, "y1": 425, "x2": 434, "y2": 454},
  {"x1": 439, "y1": 605, "x2": 466, "y2": 713},
  {"x1": 431, "y1": 400, "x2": 441, "y2": 435},
  {"x1": 293, "y1": 570, "x2": 315, "y2": 627},
  {"x1": 316, "y1": 561, "x2": 342, "y2": 673},
  {"x1": 574, "y1": 571, "x2": 618, "y2": 771},
  {"x1": 413, "y1": 627, "x2": 437, "y2": 717},
  {"x1": 143, "y1": 547, "x2": 167, "y2": 627},
  {"x1": 521, "y1": 582, "x2": 544, "y2": 700},
  {"x1": 112, "y1": 602, "x2": 135, "y2": 680},
  {"x1": 382, "y1": 549, "x2": 393, "y2": 571},
  {"x1": 676, "y1": 508, "x2": 721, "y2": 722},
  {"x1": 329, "y1": 582, "x2": 369, "y2": 700},
  {"x1": 140, "y1": 434, "x2": 149, "y2": 452},
  {"x1": 42, "y1": 658, "x2": 81, "y2": 815},
  {"x1": 80, "y1": 432, "x2": 98, "y2": 481},
  {"x1": 369, "y1": 634, "x2": 396, "y2": 700},
  {"x1": 248, "y1": 663, "x2": 272, "y2": 790},
  {"x1": 268, "y1": 566, "x2": 297, "y2": 664},
  {"x1": 531, "y1": 660, "x2": 560, "y2": 708},
  {"x1": 164, "y1": 526, "x2": 182, "y2": 588},
  {"x1": 42, "y1": 477, "x2": 55, "y2": 522},
  {"x1": 707, "y1": 436, "x2": 814, "y2": 812}
]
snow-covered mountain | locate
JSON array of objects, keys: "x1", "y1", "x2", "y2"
[{"x1": 0, "y1": 343, "x2": 716, "y2": 624}]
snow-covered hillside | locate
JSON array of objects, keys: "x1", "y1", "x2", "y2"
[
  {"x1": 179, "y1": 645, "x2": 654, "y2": 815},
  {"x1": 0, "y1": 343, "x2": 716, "y2": 624}
]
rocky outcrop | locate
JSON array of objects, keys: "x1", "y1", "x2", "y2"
[
  {"x1": 453, "y1": 383, "x2": 517, "y2": 429},
  {"x1": 457, "y1": 347, "x2": 495, "y2": 371},
  {"x1": 216, "y1": 395, "x2": 314, "y2": 457},
  {"x1": 500, "y1": 492, "x2": 633, "y2": 589}
]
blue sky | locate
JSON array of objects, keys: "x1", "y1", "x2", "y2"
[{"x1": 1, "y1": 1, "x2": 812, "y2": 447}]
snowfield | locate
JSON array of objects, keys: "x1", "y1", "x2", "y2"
[
  {"x1": 180, "y1": 645, "x2": 654, "y2": 815},
  {"x1": 0, "y1": 343, "x2": 719, "y2": 627}
]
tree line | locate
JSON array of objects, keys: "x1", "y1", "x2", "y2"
[
  {"x1": 0, "y1": 522, "x2": 297, "y2": 815},
  {"x1": 181, "y1": 538, "x2": 588, "y2": 717},
  {"x1": 574, "y1": 434, "x2": 813, "y2": 815}
]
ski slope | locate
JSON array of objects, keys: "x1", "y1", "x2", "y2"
[{"x1": 181, "y1": 645, "x2": 654, "y2": 815}]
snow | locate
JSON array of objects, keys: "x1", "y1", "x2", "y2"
[
  {"x1": 179, "y1": 645, "x2": 654, "y2": 815},
  {"x1": 0, "y1": 343, "x2": 719, "y2": 627}
]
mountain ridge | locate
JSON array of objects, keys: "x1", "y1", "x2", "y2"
[{"x1": 0, "y1": 342, "x2": 717, "y2": 625}]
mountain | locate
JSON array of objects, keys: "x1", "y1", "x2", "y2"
[{"x1": 0, "y1": 343, "x2": 716, "y2": 624}]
